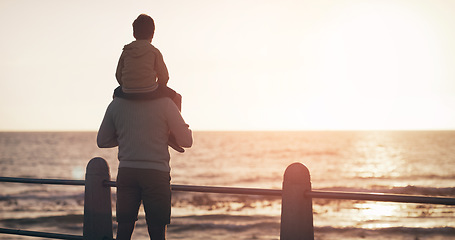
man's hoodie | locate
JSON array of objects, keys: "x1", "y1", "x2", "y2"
[{"x1": 115, "y1": 40, "x2": 169, "y2": 93}]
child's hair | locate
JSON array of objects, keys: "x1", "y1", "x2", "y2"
[{"x1": 133, "y1": 14, "x2": 155, "y2": 40}]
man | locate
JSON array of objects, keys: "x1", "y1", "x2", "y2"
[{"x1": 97, "y1": 96, "x2": 192, "y2": 240}]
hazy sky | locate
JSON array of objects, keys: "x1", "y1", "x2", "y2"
[{"x1": 1, "y1": 0, "x2": 455, "y2": 131}]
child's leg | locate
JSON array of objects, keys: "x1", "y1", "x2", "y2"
[
  {"x1": 172, "y1": 93, "x2": 182, "y2": 111},
  {"x1": 154, "y1": 84, "x2": 181, "y2": 111}
]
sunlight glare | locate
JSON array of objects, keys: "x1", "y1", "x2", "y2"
[
  {"x1": 293, "y1": 1, "x2": 446, "y2": 130},
  {"x1": 354, "y1": 202, "x2": 401, "y2": 228}
]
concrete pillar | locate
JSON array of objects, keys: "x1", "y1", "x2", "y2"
[
  {"x1": 83, "y1": 157, "x2": 113, "y2": 240},
  {"x1": 280, "y1": 162, "x2": 314, "y2": 240}
]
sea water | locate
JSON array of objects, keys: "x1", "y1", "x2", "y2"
[{"x1": 0, "y1": 131, "x2": 454, "y2": 239}]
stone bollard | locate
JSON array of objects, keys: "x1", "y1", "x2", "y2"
[
  {"x1": 280, "y1": 162, "x2": 314, "y2": 240},
  {"x1": 83, "y1": 157, "x2": 113, "y2": 240}
]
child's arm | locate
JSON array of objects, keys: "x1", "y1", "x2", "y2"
[
  {"x1": 115, "y1": 52, "x2": 125, "y2": 86},
  {"x1": 154, "y1": 49, "x2": 169, "y2": 85}
]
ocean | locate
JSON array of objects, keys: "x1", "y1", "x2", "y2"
[{"x1": 0, "y1": 131, "x2": 454, "y2": 240}]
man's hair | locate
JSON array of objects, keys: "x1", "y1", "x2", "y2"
[{"x1": 133, "y1": 14, "x2": 155, "y2": 40}]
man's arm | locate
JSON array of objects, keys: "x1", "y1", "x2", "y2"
[
  {"x1": 97, "y1": 105, "x2": 119, "y2": 148},
  {"x1": 165, "y1": 100, "x2": 192, "y2": 148}
]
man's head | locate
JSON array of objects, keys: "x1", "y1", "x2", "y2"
[{"x1": 133, "y1": 14, "x2": 155, "y2": 41}]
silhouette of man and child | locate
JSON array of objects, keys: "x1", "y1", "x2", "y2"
[{"x1": 97, "y1": 14, "x2": 193, "y2": 240}]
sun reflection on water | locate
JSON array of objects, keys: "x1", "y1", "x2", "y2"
[
  {"x1": 353, "y1": 202, "x2": 402, "y2": 228},
  {"x1": 350, "y1": 132, "x2": 406, "y2": 180},
  {"x1": 71, "y1": 166, "x2": 85, "y2": 179}
]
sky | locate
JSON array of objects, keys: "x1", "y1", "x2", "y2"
[{"x1": 1, "y1": 0, "x2": 455, "y2": 131}]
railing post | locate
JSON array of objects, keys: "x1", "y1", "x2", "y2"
[
  {"x1": 83, "y1": 157, "x2": 113, "y2": 240},
  {"x1": 280, "y1": 162, "x2": 314, "y2": 240}
]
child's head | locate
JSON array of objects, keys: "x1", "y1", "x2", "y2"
[{"x1": 133, "y1": 14, "x2": 155, "y2": 41}]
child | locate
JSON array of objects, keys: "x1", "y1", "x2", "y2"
[{"x1": 114, "y1": 14, "x2": 184, "y2": 152}]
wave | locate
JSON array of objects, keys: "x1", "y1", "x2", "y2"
[
  {"x1": 0, "y1": 214, "x2": 84, "y2": 230},
  {"x1": 1, "y1": 213, "x2": 454, "y2": 237},
  {"x1": 318, "y1": 185, "x2": 455, "y2": 197},
  {"x1": 315, "y1": 226, "x2": 455, "y2": 236},
  {"x1": 0, "y1": 192, "x2": 85, "y2": 201},
  {"x1": 352, "y1": 173, "x2": 455, "y2": 181},
  {"x1": 169, "y1": 215, "x2": 279, "y2": 233}
]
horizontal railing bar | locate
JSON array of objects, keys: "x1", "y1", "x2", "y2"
[
  {"x1": 2, "y1": 177, "x2": 455, "y2": 205},
  {"x1": 0, "y1": 227, "x2": 83, "y2": 240},
  {"x1": 0, "y1": 177, "x2": 85, "y2": 186},
  {"x1": 109, "y1": 181, "x2": 455, "y2": 205},
  {"x1": 104, "y1": 180, "x2": 116, "y2": 187},
  {"x1": 308, "y1": 190, "x2": 455, "y2": 205},
  {"x1": 171, "y1": 184, "x2": 283, "y2": 196},
  {"x1": 105, "y1": 181, "x2": 282, "y2": 196}
]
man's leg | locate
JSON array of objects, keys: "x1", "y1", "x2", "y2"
[
  {"x1": 116, "y1": 222, "x2": 136, "y2": 240},
  {"x1": 116, "y1": 168, "x2": 141, "y2": 240},
  {"x1": 147, "y1": 224, "x2": 166, "y2": 240},
  {"x1": 141, "y1": 169, "x2": 171, "y2": 240}
]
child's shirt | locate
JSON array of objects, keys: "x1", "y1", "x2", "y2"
[{"x1": 116, "y1": 40, "x2": 169, "y2": 93}]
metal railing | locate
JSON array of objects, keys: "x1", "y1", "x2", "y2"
[{"x1": 1, "y1": 158, "x2": 454, "y2": 240}]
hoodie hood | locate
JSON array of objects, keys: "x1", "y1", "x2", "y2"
[{"x1": 122, "y1": 40, "x2": 154, "y2": 58}]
